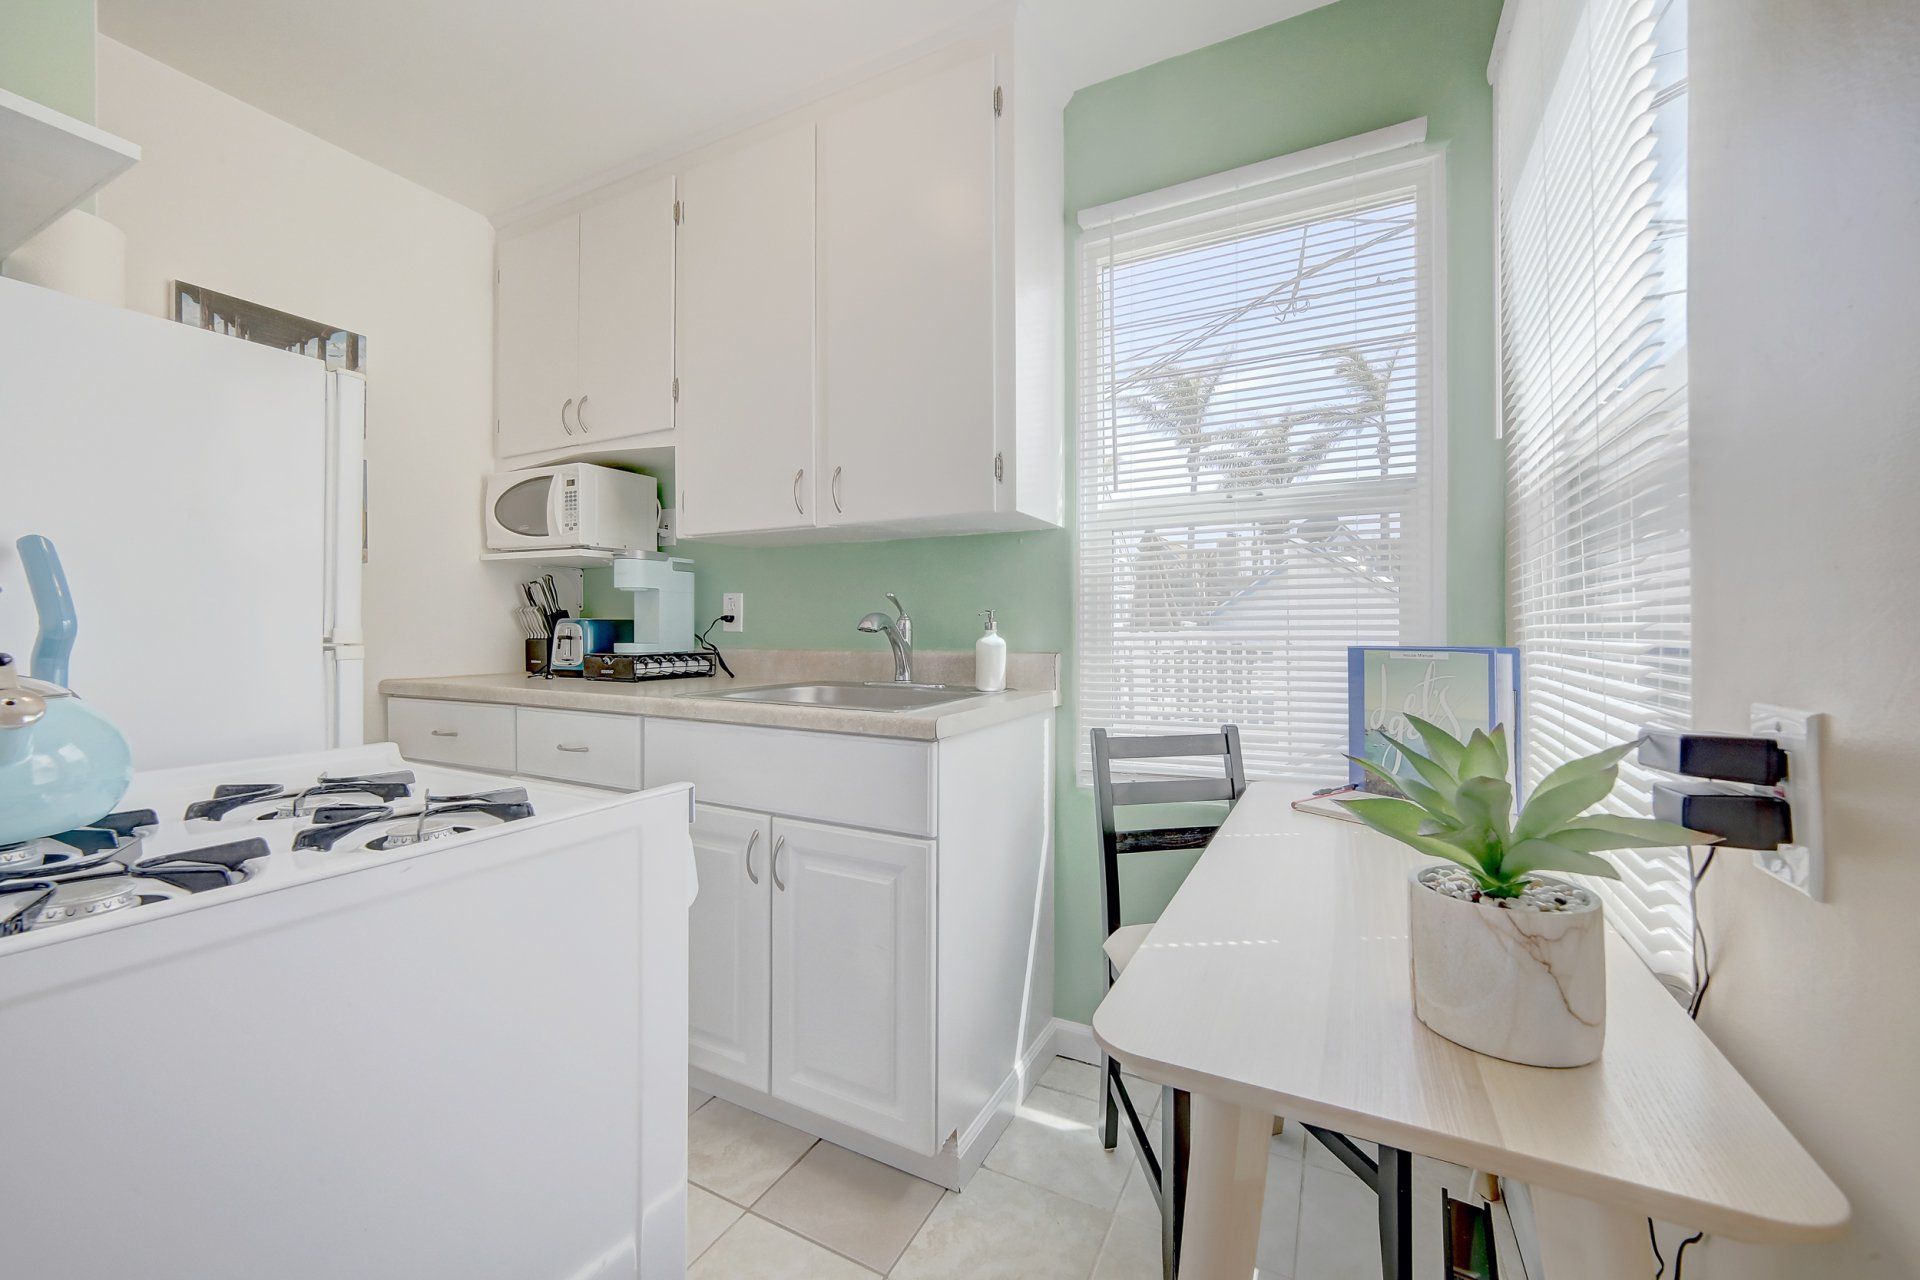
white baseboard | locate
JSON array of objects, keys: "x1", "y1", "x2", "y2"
[{"x1": 1046, "y1": 1017, "x2": 1100, "y2": 1066}]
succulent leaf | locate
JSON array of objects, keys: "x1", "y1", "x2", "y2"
[
  {"x1": 1346, "y1": 754, "x2": 1457, "y2": 821},
  {"x1": 1513, "y1": 767, "x2": 1618, "y2": 841},
  {"x1": 1402, "y1": 715, "x2": 1466, "y2": 779},
  {"x1": 1376, "y1": 731, "x2": 1462, "y2": 798},
  {"x1": 1454, "y1": 776, "x2": 1514, "y2": 842},
  {"x1": 1553, "y1": 814, "x2": 1720, "y2": 848},
  {"x1": 1336, "y1": 797, "x2": 1490, "y2": 875},
  {"x1": 1460, "y1": 729, "x2": 1505, "y2": 781},
  {"x1": 1502, "y1": 838, "x2": 1624, "y2": 881},
  {"x1": 1533, "y1": 739, "x2": 1639, "y2": 796}
]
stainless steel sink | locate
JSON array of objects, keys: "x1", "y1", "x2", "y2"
[{"x1": 699, "y1": 681, "x2": 984, "y2": 712}]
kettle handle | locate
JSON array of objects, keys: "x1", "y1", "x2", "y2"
[{"x1": 17, "y1": 536, "x2": 77, "y2": 690}]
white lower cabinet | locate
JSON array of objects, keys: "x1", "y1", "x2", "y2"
[
  {"x1": 688, "y1": 804, "x2": 772, "y2": 1090},
  {"x1": 769, "y1": 817, "x2": 933, "y2": 1151}
]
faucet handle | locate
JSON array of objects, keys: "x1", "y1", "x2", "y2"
[{"x1": 884, "y1": 592, "x2": 907, "y2": 619}]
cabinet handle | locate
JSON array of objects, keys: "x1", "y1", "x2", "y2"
[
  {"x1": 744, "y1": 828, "x2": 761, "y2": 885},
  {"x1": 831, "y1": 466, "x2": 843, "y2": 513},
  {"x1": 556, "y1": 742, "x2": 590, "y2": 753},
  {"x1": 430, "y1": 729, "x2": 459, "y2": 738},
  {"x1": 561, "y1": 397, "x2": 576, "y2": 435},
  {"x1": 576, "y1": 395, "x2": 591, "y2": 433},
  {"x1": 771, "y1": 835, "x2": 787, "y2": 891},
  {"x1": 792, "y1": 469, "x2": 805, "y2": 515}
]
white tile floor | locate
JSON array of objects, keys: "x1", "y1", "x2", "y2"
[{"x1": 685, "y1": 1059, "x2": 1384, "y2": 1279}]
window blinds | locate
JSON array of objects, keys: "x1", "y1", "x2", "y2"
[
  {"x1": 1075, "y1": 142, "x2": 1443, "y2": 784},
  {"x1": 1494, "y1": 0, "x2": 1693, "y2": 986}
]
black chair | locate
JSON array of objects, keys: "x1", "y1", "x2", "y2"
[{"x1": 1090, "y1": 725, "x2": 1246, "y2": 1280}]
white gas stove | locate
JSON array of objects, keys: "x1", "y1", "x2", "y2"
[
  {"x1": 0, "y1": 743, "x2": 607, "y2": 944},
  {"x1": 0, "y1": 742, "x2": 693, "y2": 1280}
]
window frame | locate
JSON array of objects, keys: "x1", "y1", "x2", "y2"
[{"x1": 1072, "y1": 138, "x2": 1451, "y2": 787}]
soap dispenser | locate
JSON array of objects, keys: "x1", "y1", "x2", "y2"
[{"x1": 975, "y1": 610, "x2": 1007, "y2": 693}]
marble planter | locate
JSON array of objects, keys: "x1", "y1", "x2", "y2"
[{"x1": 1407, "y1": 867, "x2": 1605, "y2": 1067}]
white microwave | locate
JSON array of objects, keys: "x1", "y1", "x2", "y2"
[{"x1": 484, "y1": 464, "x2": 660, "y2": 554}]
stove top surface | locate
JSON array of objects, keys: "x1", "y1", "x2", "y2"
[{"x1": 0, "y1": 744, "x2": 607, "y2": 947}]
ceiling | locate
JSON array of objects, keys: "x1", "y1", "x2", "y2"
[{"x1": 97, "y1": 0, "x2": 1330, "y2": 221}]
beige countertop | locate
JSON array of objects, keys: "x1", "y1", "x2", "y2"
[{"x1": 378, "y1": 649, "x2": 1059, "y2": 742}]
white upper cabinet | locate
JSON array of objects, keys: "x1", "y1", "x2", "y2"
[
  {"x1": 819, "y1": 54, "x2": 999, "y2": 530},
  {"x1": 489, "y1": 26, "x2": 1065, "y2": 537},
  {"x1": 675, "y1": 125, "x2": 818, "y2": 538},
  {"x1": 578, "y1": 176, "x2": 676, "y2": 445},
  {"x1": 495, "y1": 176, "x2": 675, "y2": 461},
  {"x1": 495, "y1": 215, "x2": 579, "y2": 459}
]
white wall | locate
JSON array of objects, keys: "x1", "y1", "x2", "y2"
[
  {"x1": 1689, "y1": 2, "x2": 1920, "y2": 1276},
  {"x1": 94, "y1": 37, "x2": 519, "y2": 738}
]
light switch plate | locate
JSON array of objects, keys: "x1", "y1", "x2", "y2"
[
  {"x1": 722, "y1": 592, "x2": 744, "y2": 632},
  {"x1": 1750, "y1": 704, "x2": 1826, "y2": 899}
]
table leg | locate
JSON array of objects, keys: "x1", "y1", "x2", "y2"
[
  {"x1": 1174, "y1": 1093, "x2": 1271, "y2": 1280},
  {"x1": 1377, "y1": 1144, "x2": 1412, "y2": 1280}
]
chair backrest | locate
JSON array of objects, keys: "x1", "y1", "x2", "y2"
[{"x1": 1089, "y1": 726, "x2": 1246, "y2": 943}]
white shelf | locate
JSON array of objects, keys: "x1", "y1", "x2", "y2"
[
  {"x1": 0, "y1": 87, "x2": 141, "y2": 259},
  {"x1": 480, "y1": 548, "x2": 635, "y2": 569}
]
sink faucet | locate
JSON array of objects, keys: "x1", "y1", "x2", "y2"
[{"x1": 857, "y1": 593, "x2": 914, "y2": 683}]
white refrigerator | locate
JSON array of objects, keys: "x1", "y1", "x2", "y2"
[{"x1": 0, "y1": 276, "x2": 364, "y2": 769}]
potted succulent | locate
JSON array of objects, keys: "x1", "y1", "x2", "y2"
[{"x1": 1339, "y1": 718, "x2": 1710, "y2": 1067}]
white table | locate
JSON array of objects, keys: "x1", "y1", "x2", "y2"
[{"x1": 1091, "y1": 784, "x2": 1849, "y2": 1279}]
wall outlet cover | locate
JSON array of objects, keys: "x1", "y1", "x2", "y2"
[
  {"x1": 722, "y1": 592, "x2": 744, "y2": 632},
  {"x1": 1750, "y1": 704, "x2": 1826, "y2": 900}
]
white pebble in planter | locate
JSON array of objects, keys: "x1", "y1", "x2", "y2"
[{"x1": 1408, "y1": 865, "x2": 1604, "y2": 1067}]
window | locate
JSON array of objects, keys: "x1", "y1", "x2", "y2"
[
  {"x1": 1075, "y1": 130, "x2": 1445, "y2": 784},
  {"x1": 1494, "y1": 0, "x2": 1692, "y2": 986}
]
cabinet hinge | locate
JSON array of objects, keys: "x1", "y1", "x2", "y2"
[
  {"x1": 673, "y1": 200, "x2": 683, "y2": 226},
  {"x1": 672, "y1": 376, "x2": 680, "y2": 403},
  {"x1": 993, "y1": 451, "x2": 1005, "y2": 482},
  {"x1": 993, "y1": 85, "x2": 1003, "y2": 117}
]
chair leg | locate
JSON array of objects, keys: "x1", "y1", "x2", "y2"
[
  {"x1": 1100, "y1": 1051, "x2": 1119, "y2": 1151},
  {"x1": 1160, "y1": 1086, "x2": 1191, "y2": 1280}
]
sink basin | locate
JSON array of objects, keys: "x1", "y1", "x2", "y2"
[{"x1": 700, "y1": 681, "x2": 984, "y2": 712}]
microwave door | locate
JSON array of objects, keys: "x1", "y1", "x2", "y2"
[{"x1": 494, "y1": 473, "x2": 557, "y2": 545}]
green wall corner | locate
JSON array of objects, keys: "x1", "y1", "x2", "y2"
[{"x1": 0, "y1": 0, "x2": 97, "y2": 123}]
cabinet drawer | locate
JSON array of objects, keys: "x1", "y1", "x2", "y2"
[
  {"x1": 516, "y1": 707, "x2": 643, "y2": 790},
  {"x1": 645, "y1": 719, "x2": 934, "y2": 836},
  {"x1": 387, "y1": 698, "x2": 516, "y2": 772}
]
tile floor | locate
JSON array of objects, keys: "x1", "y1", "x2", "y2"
[{"x1": 685, "y1": 1057, "x2": 1385, "y2": 1279}]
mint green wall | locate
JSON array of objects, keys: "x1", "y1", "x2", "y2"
[
  {"x1": 0, "y1": 0, "x2": 96, "y2": 121},
  {"x1": 593, "y1": 0, "x2": 1504, "y2": 1025}
]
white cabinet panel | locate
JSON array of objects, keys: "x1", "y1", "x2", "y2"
[
  {"x1": 689, "y1": 804, "x2": 773, "y2": 1091},
  {"x1": 644, "y1": 718, "x2": 934, "y2": 837},
  {"x1": 769, "y1": 818, "x2": 933, "y2": 1152},
  {"x1": 578, "y1": 176, "x2": 675, "y2": 444},
  {"x1": 819, "y1": 54, "x2": 998, "y2": 527},
  {"x1": 514, "y1": 707, "x2": 642, "y2": 790},
  {"x1": 675, "y1": 125, "x2": 817, "y2": 537},
  {"x1": 386, "y1": 698, "x2": 516, "y2": 772},
  {"x1": 495, "y1": 215, "x2": 580, "y2": 458}
]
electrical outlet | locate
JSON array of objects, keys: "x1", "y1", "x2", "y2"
[
  {"x1": 1750, "y1": 705, "x2": 1826, "y2": 900},
  {"x1": 722, "y1": 592, "x2": 744, "y2": 632}
]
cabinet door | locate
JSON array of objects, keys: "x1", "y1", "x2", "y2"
[
  {"x1": 689, "y1": 804, "x2": 772, "y2": 1091},
  {"x1": 578, "y1": 176, "x2": 676, "y2": 444},
  {"x1": 495, "y1": 214, "x2": 580, "y2": 458},
  {"x1": 675, "y1": 126, "x2": 818, "y2": 536},
  {"x1": 769, "y1": 817, "x2": 933, "y2": 1151},
  {"x1": 818, "y1": 54, "x2": 998, "y2": 527}
]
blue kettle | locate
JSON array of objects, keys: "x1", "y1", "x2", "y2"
[{"x1": 0, "y1": 537, "x2": 132, "y2": 847}]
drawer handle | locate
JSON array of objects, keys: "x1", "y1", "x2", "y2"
[
  {"x1": 771, "y1": 835, "x2": 787, "y2": 892},
  {"x1": 556, "y1": 743, "x2": 591, "y2": 753},
  {"x1": 744, "y1": 828, "x2": 761, "y2": 885},
  {"x1": 430, "y1": 729, "x2": 459, "y2": 738}
]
